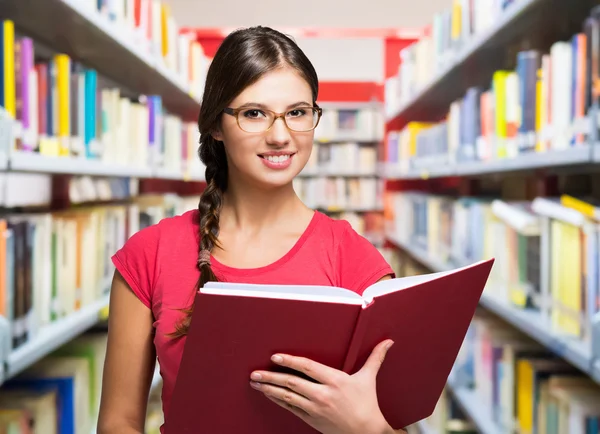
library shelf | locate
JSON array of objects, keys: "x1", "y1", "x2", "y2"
[
  {"x1": 4, "y1": 293, "x2": 111, "y2": 383},
  {"x1": 384, "y1": 146, "x2": 595, "y2": 180},
  {"x1": 478, "y1": 293, "x2": 600, "y2": 384},
  {"x1": 153, "y1": 168, "x2": 206, "y2": 182},
  {"x1": 456, "y1": 146, "x2": 593, "y2": 176},
  {"x1": 9, "y1": 151, "x2": 154, "y2": 178},
  {"x1": 446, "y1": 379, "x2": 503, "y2": 434},
  {"x1": 384, "y1": 232, "x2": 600, "y2": 384},
  {"x1": 415, "y1": 419, "x2": 439, "y2": 434},
  {"x1": 384, "y1": 0, "x2": 591, "y2": 124},
  {"x1": 0, "y1": 0, "x2": 200, "y2": 121},
  {"x1": 0, "y1": 151, "x2": 7, "y2": 171}
]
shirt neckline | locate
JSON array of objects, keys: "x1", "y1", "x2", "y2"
[{"x1": 190, "y1": 209, "x2": 322, "y2": 277}]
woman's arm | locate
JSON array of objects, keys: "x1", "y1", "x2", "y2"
[{"x1": 97, "y1": 271, "x2": 156, "y2": 434}]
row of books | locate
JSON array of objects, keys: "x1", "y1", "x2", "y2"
[
  {"x1": 314, "y1": 107, "x2": 384, "y2": 143},
  {"x1": 293, "y1": 177, "x2": 383, "y2": 212},
  {"x1": 451, "y1": 310, "x2": 600, "y2": 434},
  {"x1": 385, "y1": 0, "x2": 519, "y2": 115},
  {"x1": 415, "y1": 388, "x2": 478, "y2": 434},
  {"x1": 385, "y1": 22, "x2": 594, "y2": 170},
  {"x1": 332, "y1": 211, "x2": 385, "y2": 247},
  {"x1": 301, "y1": 142, "x2": 378, "y2": 176},
  {"x1": 80, "y1": 0, "x2": 209, "y2": 99},
  {"x1": 385, "y1": 191, "x2": 600, "y2": 351},
  {"x1": 0, "y1": 193, "x2": 197, "y2": 352},
  {"x1": 0, "y1": 23, "x2": 203, "y2": 176}
]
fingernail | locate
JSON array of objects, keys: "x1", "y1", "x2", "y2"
[
  {"x1": 250, "y1": 381, "x2": 262, "y2": 389},
  {"x1": 271, "y1": 354, "x2": 284, "y2": 363},
  {"x1": 251, "y1": 372, "x2": 262, "y2": 381},
  {"x1": 386, "y1": 340, "x2": 395, "y2": 350}
]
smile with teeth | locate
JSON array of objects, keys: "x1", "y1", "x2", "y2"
[{"x1": 262, "y1": 154, "x2": 292, "y2": 163}]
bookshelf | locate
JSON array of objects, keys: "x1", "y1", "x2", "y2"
[
  {"x1": 384, "y1": 145, "x2": 594, "y2": 180},
  {"x1": 385, "y1": 231, "x2": 600, "y2": 384},
  {"x1": 0, "y1": 0, "x2": 200, "y2": 120},
  {"x1": 8, "y1": 150, "x2": 154, "y2": 178},
  {"x1": 384, "y1": 0, "x2": 594, "y2": 123},
  {"x1": 446, "y1": 378, "x2": 502, "y2": 434},
  {"x1": 3, "y1": 292, "x2": 111, "y2": 384}
]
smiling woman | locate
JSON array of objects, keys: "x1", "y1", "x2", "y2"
[{"x1": 97, "y1": 25, "x2": 403, "y2": 434}]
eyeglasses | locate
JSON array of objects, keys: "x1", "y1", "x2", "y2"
[{"x1": 223, "y1": 106, "x2": 323, "y2": 133}]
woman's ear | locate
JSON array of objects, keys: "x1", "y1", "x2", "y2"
[{"x1": 211, "y1": 129, "x2": 224, "y2": 141}]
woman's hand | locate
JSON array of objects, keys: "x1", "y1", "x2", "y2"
[{"x1": 249, "y1": 339, "x2": 402, "y2": 434}]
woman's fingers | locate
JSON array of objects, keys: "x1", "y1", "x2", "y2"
[
  {"x1": 250, "y1": 370, "x2": 319, "y2": 400},
  {"x1": 250, "y1": 380, "x2": 315, "y2": 415},
  {"x1": 264, "y1": 394, "x2": 310, "y2": 421}
]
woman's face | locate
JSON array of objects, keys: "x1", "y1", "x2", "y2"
[{"x1": 213, "y1": 66, "x2": 316, "y2": 190}]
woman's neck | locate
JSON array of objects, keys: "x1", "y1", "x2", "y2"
[{"x1": 220, "y1": 179, "x2": 306, "y2": 233}]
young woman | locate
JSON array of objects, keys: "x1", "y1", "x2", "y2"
[{"x1": 97, "y1": 26, "x2": 406, "y2": 434}]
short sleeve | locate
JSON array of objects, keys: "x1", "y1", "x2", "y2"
[
  {"x1": 111, "y1": 224, "x2": 160, "y2": 309},
  {"x1": 336, "y1": 222, "x2": 395, "y2": 294}
]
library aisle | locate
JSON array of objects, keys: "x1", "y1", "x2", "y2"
[{"x1": 0, "y1": 0, "x2": 600, "y2": 433}]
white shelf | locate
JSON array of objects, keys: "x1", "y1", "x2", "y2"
[
  {"x1": 385, "y1": 231, "x2": 600, "y2": 384},
  {"x1": 415, "y1": 419, "x2": 439, "y2": 434},
  {"x1": 384, "y1": 146, "x2": 594, "y2": 180},
  {"x1": 0, "y1": 151, "x2": 7, "y2": 171},
  {"x1": 5, "y1": 294, "x2": 110, "y2": 382},
  {"x1": 9, "y1": 151, "x2": 154, "y2": 178},
  {"x1": 446, "y1": 380, "x2": 503, "y2": 434},
  {"x1": 1, "y1": 0, "x2": 201, "y2": 120}
]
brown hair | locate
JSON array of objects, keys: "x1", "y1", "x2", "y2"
[{"x1": 170, "y1": 26, "x2": 319, "y2": 337}]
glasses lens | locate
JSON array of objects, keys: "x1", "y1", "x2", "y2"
[
  {"x1": 286, "y1": 107, "x2": 319, "y2": 132},
  {"x1": 237, "y1": 109, "x2": 274, "y2": 133}
]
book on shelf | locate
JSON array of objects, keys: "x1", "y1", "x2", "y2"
[{"x1": 165, "y1": 259, "x2": 494, "y2": 433}]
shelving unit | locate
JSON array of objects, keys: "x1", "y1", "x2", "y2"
[
  {"x1": 9, "y1": 151, "x2": 155, "y2": 178},
  {"x1": 0, "y1": 151, "x2": 7, "y2": 171},
  {"x1": 415, "y1": 419, "x2": 439, "y2": 434},
  {"x1": 0, "y1": 0, "x2": 200, "y2": 121},
  {"x1": 446, "y1": 378, "x2": 503, "y2": 434},
  {"x1": 385, "y1": 145, "x2": 595, "y2": 180},
  {"x1": 3, "y1": 293, "x2": 111, "y2": 384},
  {"x1": 385, "y1": 231, "x2": 600, "y2": 384},
  {"x1": 385, "y1": 0, "x2": 594, "y2": 123}
]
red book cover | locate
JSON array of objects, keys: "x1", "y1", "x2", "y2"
[
  {"x1": 35, "y1": 63, "x2": 48, "y2": 137},
  {"x1": 166, "y1": 259, "x2": 494, "y2": 433}
]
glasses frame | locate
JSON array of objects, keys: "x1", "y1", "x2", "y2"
[{"x1": 223, "y1": 105, "x2": 323, "y2": 133}]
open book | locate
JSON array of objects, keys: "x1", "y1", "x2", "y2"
[{"x1": 166, "y1": 258, "x2": 494, "y2": 434}]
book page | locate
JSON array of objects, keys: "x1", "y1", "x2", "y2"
[
  {"x1": 362, "y1": 260, "x2": 491, "y2": 303},
  {"x1": 202, "y1": 282, "x2": 365, "y2": 305}
]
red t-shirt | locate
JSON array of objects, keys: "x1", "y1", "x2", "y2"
[{"x1": 111, "y1": 209, "x2": 394, "y2": 429}]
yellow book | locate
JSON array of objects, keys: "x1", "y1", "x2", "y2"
[
  {"x1": 557, "y1": 221, "x2": 582, "y2": 337},
  {"x1": 517, "y1": 359, "x2": 535, "y2": 434},
  {"x1": 3, "y1": 20, "x2": 16, "y2": 118},
  {"x1": 161, "y1": 3, "x2": 170, "y2": 58},
  {"x1": 493, "y1": 71, "x2": 510, "y2": 157},
  {"x1": 55, "y1": 54, "x2": 71, "y2": 155},
  {"x1": 406, "y1": 122, "x2": 433, "y2": 157},
  {"x1": 535, "y1": 67, "x2": 544, "y2": 151},
  {"x1": 560, "y1": 194, "x2": 600, "y2": 220},
  {"x1": 451, "y1": 0, "x2": 462, "y2": 42}
]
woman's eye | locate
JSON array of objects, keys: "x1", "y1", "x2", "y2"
[
  {"x1": 288, "y1": 109, "x2": 306, "y2": 117},
  {"x1": 243, "y1": 109, "x2": 265, "y2": 119}
]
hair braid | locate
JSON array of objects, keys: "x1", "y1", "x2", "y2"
[{"x1": 169, "y1": 136, "x2": 227, "y2": 338}]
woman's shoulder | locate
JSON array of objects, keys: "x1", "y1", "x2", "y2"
[{"x1": 130, "y1": 209, "x2": 199, "y2": 244}]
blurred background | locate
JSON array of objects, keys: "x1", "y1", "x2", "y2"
[{"x1": 1, "y1": 0, "x2": 600, "y2": 433}]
